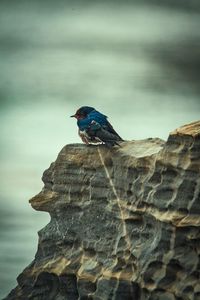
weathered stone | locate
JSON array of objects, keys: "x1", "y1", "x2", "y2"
[{"x1": 5, "y1": 121, "x2": 200, "y2": 300}]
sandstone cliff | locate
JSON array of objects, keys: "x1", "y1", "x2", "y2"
[{"x1": 5, "y1": 121, "x2": 200, "y2": 300}]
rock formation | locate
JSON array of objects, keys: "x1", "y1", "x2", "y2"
[{"x1": 5, "y1": 121, "x2": 200, "y2": 300}]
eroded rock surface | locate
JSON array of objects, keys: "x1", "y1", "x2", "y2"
[{"x1": 5, "y1": 121, "x2": 200, "y2": 300}]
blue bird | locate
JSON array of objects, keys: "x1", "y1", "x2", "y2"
[{"x1": 70, "y1": 106, "x2": 123, "y2": 146}]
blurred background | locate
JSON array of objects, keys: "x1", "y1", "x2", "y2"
[{"x1": 0, "y1": 0, "x2": 200, "y2": 297}]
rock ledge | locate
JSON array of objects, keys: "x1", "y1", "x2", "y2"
[{"x1": 5, "y1": 121, "x2": 200, "y2": 300}]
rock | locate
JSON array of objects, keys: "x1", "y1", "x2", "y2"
[{"x1": 5, "y1": 121, "x2": 200, "y2": 300}]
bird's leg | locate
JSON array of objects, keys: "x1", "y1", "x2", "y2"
[{"x1": 78, "y1": 130, "x2": 90, "y2": 144}]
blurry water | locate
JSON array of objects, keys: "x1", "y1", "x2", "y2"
[{"x1": 0, "y1": 1, "x2": 200, "y2": 298}]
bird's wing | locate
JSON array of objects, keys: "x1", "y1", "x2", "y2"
[
  {"x1": 86, "y1": 121, "x2": 121, "y2": 146},
  {"x1": 104, "y1": 120, "x2": 123, "y2": 141},
  {"x1": 88, "y1": 110, "x2": 123, "y2": 141},
  {"x1": 95, "y1": 127, "x2": 121, "y2": 146}
]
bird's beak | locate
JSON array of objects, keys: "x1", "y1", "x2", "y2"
[{"x1": 70, "y1": 114, "x2": 76, "y2": 118}]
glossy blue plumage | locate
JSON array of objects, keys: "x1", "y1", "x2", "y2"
[
  {"x1": 71, "y1": 106, "x2": 123, "y2": 146},
  {"x1": 77, "y1": 110, "x2": 108, "y2": 131}
]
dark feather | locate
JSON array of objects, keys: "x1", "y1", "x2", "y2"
[
  {"x1": 104, "y1": 121, "x2": 123, "y2": 141},
  {"x1": 87, "y1": 125, "x2": 122, "y2": 146}
]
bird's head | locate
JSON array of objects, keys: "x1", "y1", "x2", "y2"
[{"x1": 70, "y1": 106, "x2": 95, "y2": 120}]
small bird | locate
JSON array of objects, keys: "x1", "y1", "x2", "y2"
[{"x1": 70, "y1": 106, "x2": 123, "y2": 146}]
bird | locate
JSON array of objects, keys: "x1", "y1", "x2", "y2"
[{"x1": 70, "y1": 106, "x2": 123, "y2": 146}]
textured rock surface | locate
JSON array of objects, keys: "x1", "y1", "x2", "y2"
[{"x1": 5, "y1": 121, "x2": 200, "y2": 300}]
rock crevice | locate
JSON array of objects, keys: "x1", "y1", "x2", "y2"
[{"x1": 5, "y1": 121, "x2": 200, "y2": 300}]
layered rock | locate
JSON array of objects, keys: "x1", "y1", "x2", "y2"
[{"x1": 5, "y1": 121, "x2": 200, "y2": 300}]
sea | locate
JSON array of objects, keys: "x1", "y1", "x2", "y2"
[{"x1": 0, "y1": 0, "x2": 199, "y2": 297}]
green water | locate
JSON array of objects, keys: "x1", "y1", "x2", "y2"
[{"x1": 0, "y1": 1, "x2": 200, "y2": 298}]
